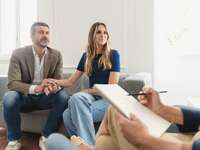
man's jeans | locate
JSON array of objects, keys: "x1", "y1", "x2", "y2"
[
  {"x1": 63, "y1": 92, "x2": 108, "y2": 145},
  {"x1": 3, "y1": 89, "x2": 69, "y2": 141}
]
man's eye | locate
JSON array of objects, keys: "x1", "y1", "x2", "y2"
[{"x1": 39, "y1": 31, "x2": 43, "y2": 34}]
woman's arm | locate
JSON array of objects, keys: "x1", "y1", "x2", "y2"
[
  {"x1": 108, "y1": 50, "x2": 120, "y2": 84},
  {"x1": 108, "y1": 72, "x2": 120, "y2": 84},
  {"x1": 56, "y1": 70, "x2": 83, "y2": 87}
]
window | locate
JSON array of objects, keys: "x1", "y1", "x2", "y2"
[
  {"x1": 154, "y1": 0, "x2": 200, "y2": 99},
  {"x1": 0, "y1": 0, "x2": 37, "y2": 56}
]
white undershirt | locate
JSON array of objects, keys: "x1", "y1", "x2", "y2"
[{"x1": 29, "y1": 46, "x2": 48, "y2": 94}]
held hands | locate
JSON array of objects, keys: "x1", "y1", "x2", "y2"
[
  {"x1": 43, "y1": 79, "x2": 59, "y2": 95},
  {"x1": 34, "y1": 79, "x2": 59, "y2": 95}
]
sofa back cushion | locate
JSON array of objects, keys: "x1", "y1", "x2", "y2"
[
  {"x1": 63, "y1": 73, "x2": 89, "y2": 95},
  {"x1": 0, "y1": 75, "x2": 8, "y2": 99},
  {"x1": 0, "y1": 72, "x2": 151, "y2": 99}
]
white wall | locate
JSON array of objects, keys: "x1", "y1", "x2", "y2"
[
  {"x1": 125, "y1": 0, "x2": 154, "y2": 73},
  {"x1": 0, "y1": 61, "x2": 9, "y2": 75},
  {"x1": 154, "y1": 0, "x2": 200, "y2": 98},
  {"x1": 38, "y1": 0, "x2": 154, "y2": 74},
  {"x1": 0, "y1": 0, "x2": 154, "y2": 75}
]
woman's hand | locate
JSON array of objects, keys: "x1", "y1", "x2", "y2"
[
  {"x1": 42, "y1": 79, "x2": 59, "y2": 95},
  {"x1": 82, "y1": 88, "x2": 100, "y2": 95}
]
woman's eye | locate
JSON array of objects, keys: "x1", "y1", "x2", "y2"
[{"x1": 96, "y1": 31, "x2": 101, "y2": 34}]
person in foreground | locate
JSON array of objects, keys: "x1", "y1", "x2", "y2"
[
  {"x1": 45, "y1": 22, "x2": 120, "y2": 145},
  {"x1": 3, "y1": 22, "x2": 69, "y2": 150},
  {"x1": 46, "y1": 86, "x2": 200, "y2": 150}
]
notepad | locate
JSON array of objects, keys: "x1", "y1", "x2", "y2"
[{"x1": 94, "y1": 84, "x2": 171, "y2": 137}]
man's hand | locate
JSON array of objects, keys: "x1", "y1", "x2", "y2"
[
  {"x1": 34, "y1": 79, "x2": 59, "y2": 95},
  {"x1": 34, "y1": 84, "x2": 44, "y2": 93},
  {"x1": 42, "y1": 79, "x2": 59, "y2": 95},
  {"x1": 116, "y1": 111, "x2": 150, "y2": 147},
  {"x1": 137, "y1": 86, "x2": 164, "y2": 115}
]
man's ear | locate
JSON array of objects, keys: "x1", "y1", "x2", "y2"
[{"x1": 30, "y1": 34, "x2": 35, "y2": 43}]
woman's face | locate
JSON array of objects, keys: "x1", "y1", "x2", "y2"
[{"x1": 95, "y1": 25, "x2": 108, "y2": 48}]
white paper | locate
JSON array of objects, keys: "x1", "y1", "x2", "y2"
[{"x1": 94, "y1": 84, "x2": 171, "y2": 137}]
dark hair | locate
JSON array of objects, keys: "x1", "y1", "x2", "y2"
[{"x1": 30, "y1": 22, "x2": 49, "y2": 35}]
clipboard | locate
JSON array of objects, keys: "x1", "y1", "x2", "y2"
[{"x1": 94, "y1": 84, "x2": 171, "y2": 137}]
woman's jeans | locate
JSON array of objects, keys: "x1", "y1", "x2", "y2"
[
  {"x1": 47, "y1": 133, "x2": 80, "y2": 150},
  {"x1": 63, "y1": 92, "x2": 108, "y2": 145}
]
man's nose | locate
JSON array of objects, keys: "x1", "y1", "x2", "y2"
[{"x1": 43, "y1": 34, "x2": 49, "y2": 38}]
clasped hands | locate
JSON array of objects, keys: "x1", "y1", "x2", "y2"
[{"x1": 34, "y1": 79, "x2": 59, "y2": 95}]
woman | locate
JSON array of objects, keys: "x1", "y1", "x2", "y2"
[{"x1": 48, "y1": 22, "x2": 120, "y2": 145}]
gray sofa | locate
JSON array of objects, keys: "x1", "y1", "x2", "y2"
[{"x1": 0, "y1": 72, "x2": 151, "y2": 134}]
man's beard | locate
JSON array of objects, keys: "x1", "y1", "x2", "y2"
[{"x1": 39, "y1": 38, "x2": 49, "y2": 48}]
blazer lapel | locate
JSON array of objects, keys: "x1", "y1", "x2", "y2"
[{"x1": 26, "y1": 46, "x2": 34, "y2": 81}]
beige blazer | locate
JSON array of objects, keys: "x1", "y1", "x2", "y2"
[{"x1": 7, "y1": 45, "x2": 63, "y2": 95}]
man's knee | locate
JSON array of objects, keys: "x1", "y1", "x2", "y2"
[
  {"x1": 63, "y1": 109, "x2": 70, "y2": 124},
  {"x1": 3, "y1": 91, "x2": 21, "y2": 109},
  {"x1": 55, "y1": 89, "x2": 70, "y2": 105}
]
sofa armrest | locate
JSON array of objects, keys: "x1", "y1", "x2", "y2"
[
  {"x1": 122, "y1": 79, "x2": 145, "y2": 94},
  {"x1": 120, "y1": 72, "x2": 152, "y2": 98}
]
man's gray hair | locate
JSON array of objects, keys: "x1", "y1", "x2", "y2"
[{"x1": 30, "y1": 22, "x2": 49, "y2": 35}]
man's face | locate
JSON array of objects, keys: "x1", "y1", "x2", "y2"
[{"x1": 31, "y1": 26, "x2": 50, "y2": 48}]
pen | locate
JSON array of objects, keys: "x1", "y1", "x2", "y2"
[{"x1": 128, "y1": 91, "x2": 168, "y2": 96}]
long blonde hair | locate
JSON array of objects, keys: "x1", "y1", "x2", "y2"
[{"x1": 85, "y1": 22, "x2": 112, "y2": 75}]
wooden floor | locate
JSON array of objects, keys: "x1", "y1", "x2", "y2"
[{"x1": 0, "y1": 126, "x2": 41, "y2": 150}]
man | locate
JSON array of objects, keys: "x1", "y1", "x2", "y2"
[
  {"x1": 3, "y1": 22, "x2": 69, "y2": 150},
  {"x1": 46, "y1": 87, "x2": 200, "y2": 150}
]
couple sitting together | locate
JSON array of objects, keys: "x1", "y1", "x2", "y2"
[
  {"x1": 3, "y1": 21, "x2": 200, "y2": 150},
  {"x1": 3, "y1": 21, "x2": 120, "y2": 150}
]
